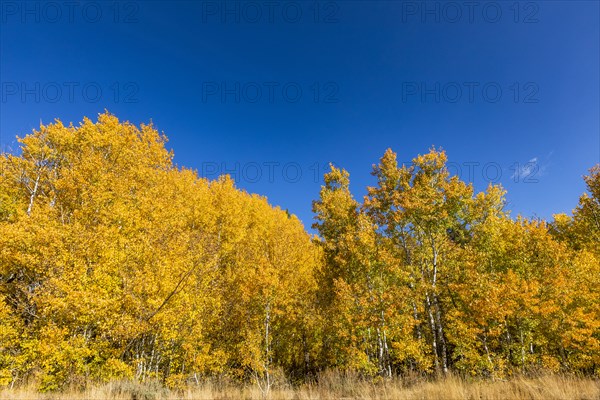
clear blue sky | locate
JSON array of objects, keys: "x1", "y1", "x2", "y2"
[{"x1": 1, "y1": 1, "x2": 599, "y2": 230}]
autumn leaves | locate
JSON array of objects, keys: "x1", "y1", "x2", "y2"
[
  {"x1": 0, "y1": 113, "x2": 598, "y2": 391},
  {"x1": 313, "y1": 148, "x2": 600, "y2": 377},
  {"x1": 0, "y1": 114, "x2": 319, "y2": 390}
]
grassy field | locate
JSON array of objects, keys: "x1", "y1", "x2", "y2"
[{"x1": 2, "y1": 373, "x2": 599, "y2": 400}]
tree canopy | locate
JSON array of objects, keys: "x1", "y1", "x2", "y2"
[{"x1": 0, "y1": 113, "x2": 598, "y2": 391}]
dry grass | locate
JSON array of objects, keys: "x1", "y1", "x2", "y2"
[{"x1": 2, "y1": 373, "x2": 599, "y2": 400}]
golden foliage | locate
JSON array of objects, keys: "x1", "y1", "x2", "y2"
[{"x1": 0, "y1": 113, "x2": 598, "y2": 392}]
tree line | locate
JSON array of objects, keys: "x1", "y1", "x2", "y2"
[{"x1": 0, "y1": 113, "x2": 598, "y2": 391}]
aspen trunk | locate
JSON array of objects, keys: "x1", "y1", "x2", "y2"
[
  {"x1": 264, "y1": 302, "x2": 271, "y2": 395},
  {"x1": 26, "y1": 173, "x2": 40, "y2": 216},
  {"x1": 433, "y1": 293, "x2": 448, "y2": 373},
  {"x1": 425, "y1": 292, "x2": 440, "y2": 372}
]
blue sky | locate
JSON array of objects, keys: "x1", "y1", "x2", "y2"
[{"x1": 1, "y1": 1, "x2": 599, "y2": 230}]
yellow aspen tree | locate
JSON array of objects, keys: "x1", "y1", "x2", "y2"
[{"x1": 365, "y1": 148, "x2": 477, "y2": 374}]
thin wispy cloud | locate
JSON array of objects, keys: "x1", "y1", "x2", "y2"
[{"x1": 510, "y1": 154, "x2": 551, "y2": 182}]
